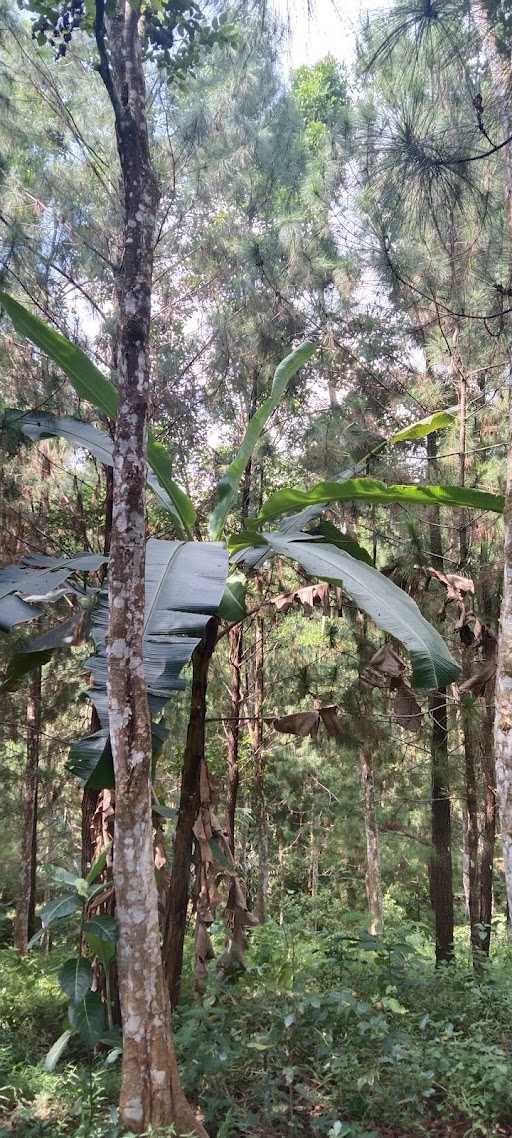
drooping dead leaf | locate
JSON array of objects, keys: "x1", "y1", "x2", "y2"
[
  {"x1": 393, "y1": 683, "x2": 422, "y2": 731},
  {"x1": 429, "y1": 567, "x2": 474, "y2": 602},
  {"x1": 269, "y1": 710, "x2": 320, "y2": 740},
  {"x1": 361, "y1": 644, "x2": 405, "y2": 688},
  {"x1": 270, "y1": 583, "x2": 330, "y2": 617},
  {"x1": 192, "y1": 757, "x2": 254, "y2": 996},
  {"x1": 318, "y1": 704, "x2": 344, "y2": 738}
]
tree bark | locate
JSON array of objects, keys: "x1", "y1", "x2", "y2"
[
  {"x1": 494, "y1": 391, "x2": 512, "y2": 921},
  {"x1": 429, "y1": 690, "x2": 455, "y2": 963},
  {"x1": 461, "y1": 675, "x2": 481, "y2": 961},
  {"x1": 163, "y1": 618, "x2": 218, "y2": 1009},
  {"x1": 360, "y1": 747, "x2": 383, "y2": 936},
  {"x1": 226, "y1": 622, "x2": 243, "y2": 855},
  {"x1": 95, "y1": 4, "x2": 207, "y2": 1133},
  {"x1": 14, "y1": 668, "x2": 41, "y2": 954},
  {"x1": 224, "y1": 380, "x2": 257, "y2": 855},
  {"x1": 475, "y1": 0, "x2": 512, "y2": 935},
  {"x1": 479, "y1": 691, "x2": 496, "y2": 955},
  {"x1": 253, "y1": 604, "x2": 268, "y2": 924},
  {"x1": 427, "y1": 432, "x2": 454, "y2": 964}
]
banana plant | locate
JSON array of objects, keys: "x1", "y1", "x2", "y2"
[
  {"x1": 33, "y1": 846, "x2": 121, "y2": 1070},
  {"x1": 0, "y1": 291, "x2": 504, "y2": 740}
]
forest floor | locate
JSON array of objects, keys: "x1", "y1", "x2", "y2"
[{"x1": 1, "y1": 901, "x2": 512, "y2": 1138}]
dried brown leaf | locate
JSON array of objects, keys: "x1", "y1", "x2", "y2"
[{"x1": 393, "y1": 683, "x2": 422, "y2": 731}]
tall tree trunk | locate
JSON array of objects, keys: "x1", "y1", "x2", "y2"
[
  {"x1": 430, "y1": 690, "x2": 455, "y2": 963},
  {"x1": 475, "y1": 0, "x2": 512, "y2": 938},
  {"x1": 163, "y1": 618, "x2": 218, "y2": 1009},
  {"x1": 224, "y1": 378, "x2": 257, "y2": 855},
  {"x1": 360, "y1": 748, "x2": 383, "y2": 936},
  {"x1": 253, "y1": 604, "x2": 268, "y2": 923},
  {"x1": 494, "y1": 393, "x2": 512, "y2": 920},
  {"x1": 95, "y1": 6, "x2": 206, "y2": 1134},
  {"x1": 81, "y1": 468, "x2": 114, "y2": 877},
  {"x1": 479, "y1": 690, "x2": 496, "y2": 955},
  {"x1": 226, "y1": 623, "x2": 243, "y2": 855},
  {"x1": 455, "y1": 349, "x2": 481, "y2": 961},
  {"x1": 15, "y1": 668, "x2": 41, "y2": 954},
  {"x1": 461, "y1": 678, "x2": 481, "y2": 960},
  {"x1": 427, "y1": 432, "x2": 455, "y2": 963}
]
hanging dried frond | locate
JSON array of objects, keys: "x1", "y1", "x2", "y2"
[
  {"x1": 361, "y1": 643, "x2": 405, "y2": 688},
  {"x1": 192, "y1": 758, "x2": 256, "y2": 998},
  {"x1": 267, "y1": 704, "x2": 344, "y2": 743},
  {"x1": 393, "y1": 682, "x2": 423, "y2": 731},
  {"x1": 269, "y1": 583, "x2": 331, "y2": 617}
]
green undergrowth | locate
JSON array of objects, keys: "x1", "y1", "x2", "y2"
[{"x1": 1, "y1": 899, "x2": 512, "y2": 1137}]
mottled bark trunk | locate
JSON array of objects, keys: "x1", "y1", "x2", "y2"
[
  {"x1": 429, "y1": 690, "x2": 455, "y2": 963},
  {"x1": 461, "y1": 651, "x2": 482, "y2": 963},
  {"x1": 494, "y1": 393, "x2": 512, "y2": 920},
  {"x1": 479, "y1": 693, "x2": 496, "y2": 955},
  {"x1": 224, "y1": 387, "x2": 257, "y2": 855},
  {"x1": 95, "y1": 5, "x2": 206, "y2": 1134},
  {"x1": 475, "y1": 0, "x2": 512, "y2": 932},
  {"x1": 253, "y1": 605, "x2": 268, "y2": 924},
  {"x1": 14, "y1": 668, "x2": 41, "y2": 954},
  {"x1": 226, "y1": 622, "x2": 243, "y2": 855},
  {"x1": 360, "y1": 748, "x2": 383, "y2": 936},
  {"x1": 427, "y1": 433, "x2": 454, "y2": 963},
  {"x1": 163, "y1": 618, "x2": 218, "y2": 1009}
]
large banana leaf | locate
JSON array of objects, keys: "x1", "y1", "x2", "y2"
[
  {"x1": 0, "y1": 553, "x2": 105, "y2": 632},
  {"x1": 259, "y1": 477, "x2": 504, "y2": 524},
  {"x1": 0, "y1": 292, "x2": 195, "y2": 538},
  {"x1": 1, "y1": 617, "x2": 79, "y2": 692},
  {"x1": 231, "y1": 410, "x2": 458, "y2": 568},
  {"x1": 70, "y1": 538, "x2": 228, "y2": 785},
  {"x1": 208, "y1": 341, "x2": 316, "y2": 541},
  {"x1": 10, "y1": 412, "x2": 186, "y2": 518},
  {"x1": 260, "y1": 533, "x2": 461, "y2": 689}
]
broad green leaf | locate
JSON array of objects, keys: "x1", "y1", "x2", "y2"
[
  {"x1": 227, "y1": 529, "x2": 267, "y2": 557},
  {"x1": 68, "y1": 991, "x2": 105, "y2": 1048},
  {"x1": 310, "y1": 521, "x2": 373, "y2": 565},
  {"x1": 86, "y1": 843, "x2": 112, "y2": 885},
  {"x1": 0, "y1": 293, "x2": 195, "y2": 537},
  {"x1": 263, "y1": 533, "x2": 461, "y2": 689},
  {"x1": 11, "y1": 410, "x2": 192, "y2": 524},
  {"x1": 259, "y1": 477, "x2": 504, "y2": 524},
  {"x1": 43, "y1": 1029, "x2": 73, "y2": 1072},
  {"x1": 1, "y1": 617, "x2": 78, "y2": 693},
  {"x1": 0, "y1": 553, "x2": 104, "y2": 633},
  {"x1": 67, "y1": 730, "x2": 115, "y2": 790},
  {"x1": 84, "y1": 539, "x2": 228, "y2": 727},
  {"x1": 84, "y1": 915, "x2": 118, "y2": 944},
  {"x1": 45, "y1": 869, "x2": 83, "y2": 887},
  {"x1": 390, "y1": 410, "x2": 456, "y2": 444},
  {"x1": 68, "y1": 721, "x2": 168, "y2": 790},
  {"x1": 39, "y1": 893, "x2": 82, "y2": 927},
  {"x1": 85, "y1": 916, "x2": 117, "y2": 970},
  {"x1": 59, "y1": 957, "x2": 92, "y2": 1004},
  {"x1": 217, "y1": 573, "x2": 247, "y2": 621},
  {"x1": 208, "y1": 341, "x2": 316, "y2": 540}
]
